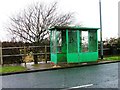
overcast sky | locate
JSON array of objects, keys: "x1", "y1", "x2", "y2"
[{"x1": 0, "y1": 0, "x2": 119, "y2": 41}]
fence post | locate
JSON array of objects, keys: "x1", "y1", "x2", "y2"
[
  {"x1": 0, "y1": 41, "x2": 3, "y2": 65},
  {"x1": 45, "y1": 45, "x2": 47, "y2": 63},
  {"x1": 23, "y1": 46, "x2": 27, "y2": 67}
]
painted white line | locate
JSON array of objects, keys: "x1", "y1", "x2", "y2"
[{"x1": 62, "y1": 84, "x2": 93, "y2": 90}]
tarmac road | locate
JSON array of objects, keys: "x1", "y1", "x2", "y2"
[{"x1": 2, "y1": 62, "x2": 119, "y2": 88}]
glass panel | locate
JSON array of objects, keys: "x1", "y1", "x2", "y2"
[
  {"x1": 79, "y1": 31, "x2": 81, "y2": 53},
  {"x1": 81, "y1": 31, "x2": 88, "y2": 52},
  {"x1": 89, "y1": 30, "x2": 97, "y2": 52},
  {"x1": 51, "y1": 30, "x2": 57, "y2": 53},
  {"x1": 68, "y1": 30, "x2": 77, "y2": 53},
  {"x1": 61, "y1": 31, "x2": 66, "y2": 53},
  {"x1": 56, "y1": 31, "x2": 62, "y2": 53}
]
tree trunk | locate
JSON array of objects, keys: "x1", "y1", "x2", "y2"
[{"x1": 34, "y1": 55, "x2": 38, "y2": 64}]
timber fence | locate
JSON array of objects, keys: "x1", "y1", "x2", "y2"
[
  {"x1": 1, "y1": 45, "x2": 50, "y2": 64},
  {"x1": 0, "y1": 45, "x2": 119, "y2": 65}
]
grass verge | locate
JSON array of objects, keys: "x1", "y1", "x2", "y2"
[
  {"x1": 0, "y1": 65, "x2": 27, "y2": 74},
  {"x1": 103, "y1": 56, "x2": 120, "y2": 61}
]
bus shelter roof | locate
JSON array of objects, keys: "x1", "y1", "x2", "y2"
[{"x1": 49, "y1": 26, "x2": 100, "y2": 31}]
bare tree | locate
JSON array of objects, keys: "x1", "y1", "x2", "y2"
[
  {"x1": 8, "y1": 2, "x2": 74, "y2": 44},
  {"x1": 7, "y1": 2, "x2": 74, "y2": 64}
]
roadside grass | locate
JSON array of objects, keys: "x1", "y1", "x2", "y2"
[
  {"x1": 103, "y1": 56, "x2": 120, "y2": 61},
  {"x1": 0, "y1": 65, "x2": 27, "y2": 74}
]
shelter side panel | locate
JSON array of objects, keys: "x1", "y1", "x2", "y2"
[{"x1": 79, "y1": 52, "x2": 98, "y2": 62}]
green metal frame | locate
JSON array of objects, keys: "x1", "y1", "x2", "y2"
[{"x1": 49, "y1": 26, "x2": 99, "y2": 64}]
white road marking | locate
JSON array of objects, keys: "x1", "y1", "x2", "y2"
[{"x1": 62, "y1": 84, "x2": 93, "y2": 90}]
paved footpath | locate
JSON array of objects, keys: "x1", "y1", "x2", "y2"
[{"x1": 20, "y1": 60, "x2": 119, "y2": 71}]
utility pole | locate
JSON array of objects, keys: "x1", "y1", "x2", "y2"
[
  {"x1": 99, "y1": 0, "x2": 103, "y2": 59},
  {"x1": 0, "y1": 41, "x2": 3, "y2": 65}
]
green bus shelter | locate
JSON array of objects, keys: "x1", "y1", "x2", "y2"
[{"x1": 49, "y1": 26, "x2": 99, "y2": 64}]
